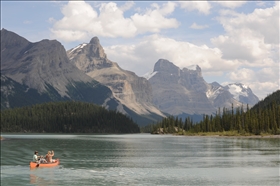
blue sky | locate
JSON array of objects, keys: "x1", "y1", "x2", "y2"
[{"x1": 1, "y1": 1, "x2": 279, "y2": 99}]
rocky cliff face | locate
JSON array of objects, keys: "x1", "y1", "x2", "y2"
[
  {"x1": 1, "y1": 29, "x2": 119, "y2": 109},
  {"x1": 147, "y1": 59, "x2": 215, "y2": 115},
  {"x1": 67, "y1": 37, "x2": 165, "y2": 118},
  {"x1": 1, "y1": 74, "x2": 57, "y2": 109},
  {"x1": 146, "y1": 59, "x2": 258, "y2": 116},
  {"x1": 1, "y1": 29, "x2": 96, "y2": 96}
]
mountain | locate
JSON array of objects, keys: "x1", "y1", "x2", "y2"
[
  {"x1": 206, "y1": 82, "x2": 259, "y2": 108},
  {"x1": 1, "y1": 74, "x2": 55, "y2": 109},
  {"x1": 224, "y1": 83, "x2": 259, "y2": 105},
  {"x1": 1, "y1": 29, "x2": 260, "y2": 126},
  {"x1": 251, "y1": 89, "x2": 280, "y2": 111},
  {"x1": 146, "y1": 59, "x2": 216, "y2": 116},
  {"x1": 2, "y1": 28, "x2": 92, "y2": 95},
  {"x1": 146, "y1": 59, "x2": 259, "y2": 118},
  {"x1": 1, "y1": 29, "x2": 165, "y2": 126},
  {"x1": 67, "y1": 37, "x2": 166, "y2": 126},
  {"x1": 207, "y1": 82, "x2": 243, "y2": 109},
  {"x1": 1, "y1": 29, "x2": 120, "y2": 110}
]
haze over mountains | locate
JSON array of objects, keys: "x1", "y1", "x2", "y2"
[{"x1": 1, "y1": 29, "x2": 260, "y2": 125}]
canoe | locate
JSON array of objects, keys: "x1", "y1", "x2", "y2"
[{"x1": 30, "y1": 159, "x2": 59, "y2": 168}]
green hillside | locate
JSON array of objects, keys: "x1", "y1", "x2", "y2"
[{"x1": 251, "y1": 90, "x2": 280, "y2": 111}]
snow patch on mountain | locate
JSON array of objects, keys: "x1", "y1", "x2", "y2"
[
  {"x1": 143, "y1": 71, "x2": 158, "y2": 80},
  {"x1": 206, "y1": 87, "x2": 223, "y2": 100},
  {"x1": 227, "y1": 84, "x2": 249, "y2": 100},
  {"x1": 69, "y1": 43, "x2": 88, "y2": 54}
]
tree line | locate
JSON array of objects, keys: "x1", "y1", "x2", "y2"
[
  {"x1": 1, "y1": 101, "x2": 140, "y2": 133},
  {"x1": 148, "y1": 90, "x2": 280, "y2": 135}
]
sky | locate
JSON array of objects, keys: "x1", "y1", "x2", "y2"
[{"x1": 1, "y1": 1, "x2": 279, "y2": 99}]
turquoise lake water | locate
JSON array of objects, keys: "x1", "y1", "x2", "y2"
[{"x1": 1, "y1": 134, "x2": 279, "y2": 185}]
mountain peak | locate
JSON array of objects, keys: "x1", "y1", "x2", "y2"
[
  {"x1": 153, "y1": 59, "x2": 179, "y2": 74},
  {"x1": 186, "y1": 64, "x2": 200, "y2": 71},
  {"x1": 225, "y1": 83, "x2": 259, "y2": 105},
  {"x1": 90, "y1": 37, "x2": 100, "y2": 45},
  {"x1": 1, "y1": 28, "x2": 30, "y2": 49}
]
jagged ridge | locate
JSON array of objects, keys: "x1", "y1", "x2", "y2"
[{"x1": 67, "y1": 36, "x2": 166, "y2": 125}]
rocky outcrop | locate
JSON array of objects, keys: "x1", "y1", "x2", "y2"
[
  {"x1": 67, "y1": 37, "x2": 165, "y2": 118},
  {"x1": 1, "y1": 29, "x2": 97, "y2": 96},
  {"x1": 147, "y1": 59, "x2": 215, "y2": 115},
  {"x1": 1, "y1": 29, "x2": 120, "y2": 109},
  {"x1": 146, "y1": 59, "x2": 258, "y2": 116}
]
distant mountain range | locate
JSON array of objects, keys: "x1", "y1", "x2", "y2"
[
  {"x1": 0, "y1": 29, "x2": 164, "y2": 125},
  {"x1": 144, "y1": 59, "x2": 259, "y2": 120},
  {"x1": 1, "y1": 29, "x2": 260, "y2": 125}
]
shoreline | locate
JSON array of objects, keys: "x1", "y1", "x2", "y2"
[
  {"x1": 152, "y1": 132, "x2": 280, "y2": 138},
  {"x1": 176, "y1": 134, "x2": 280, "y2": 138},
  {"x1": 154, "y1": 129, "x2": 280, "y2": 138},
  {"x1": 1, "y1": 133, "x2": 279, "y2": 139}
]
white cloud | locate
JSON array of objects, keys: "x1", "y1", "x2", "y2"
[
  {"x1": 247, "y1": 81, "x2": 278, "y2": 100},
  {"x1": 50, "y1": 1, "x2": 136, "y2": 41},
  {"x1": 158, "y1": 1, "x2": 177, "y2": 16},
  {"x1": 226, "y1": 62, "x2": 279, "y2": 99},
  {"x1": 211, "y1": 3, "x2": 279, "y2": 65},
  {"x1": 227, "y1": 68, "x2": 256, "y2": 82},
  {"x1": 131, "y1": 2, "x2": 179, "y2": 34},
  {"x1": 211, "y1": 3, "x2": 279, "y2": 98},
  {"x1": 105, "y1": 34, "x2": 239, "y2": 76},
  {"x1": 97, "y1": 2, "x2": 137, "y2": 37},
  {"x1": 256, "y1": 66, "x2": 279, "y2": 83},
  {"x1": 214, "y1": 1, "x2": 247, "y2": 9},
  {"x1": 190, "y1": 22, "x2": 209, "y2": 29},
  {"x1": 179, "y1": 1, "x2": 212, "y2": 15},
  {"x1": 50, "y1": 1, "x2": 179, "y2": 42}
]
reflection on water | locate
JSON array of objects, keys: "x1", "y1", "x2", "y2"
[
  {"x1": 1, "y1": 134, "x2": 279, "y2": 186},
  {"x1": 30, "y1": 174, "x2": 53, "y2": 186}
]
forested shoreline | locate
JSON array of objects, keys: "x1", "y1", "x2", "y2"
[
  {"x1": 146, "y1": 90, "x2": 280, "y2": 136},
  {"x1": 1, "y1": 101, "x2": 140, "y2": 133}
]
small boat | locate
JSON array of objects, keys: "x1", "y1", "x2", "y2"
[{"x1": 30, "y1": 159, "x2": 59, "y2": 168}]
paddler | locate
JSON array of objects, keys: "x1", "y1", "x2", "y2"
[{"x1": 32, "y1": 151, "x2": 40, "y2": 167}]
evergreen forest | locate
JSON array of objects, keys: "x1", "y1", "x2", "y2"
[
  {"x1": 147, "y1": 90, "x2": 280, "y2": 135},
  {"x1": 1, "y1": 101, "x2": 140, "y2": 133}
]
